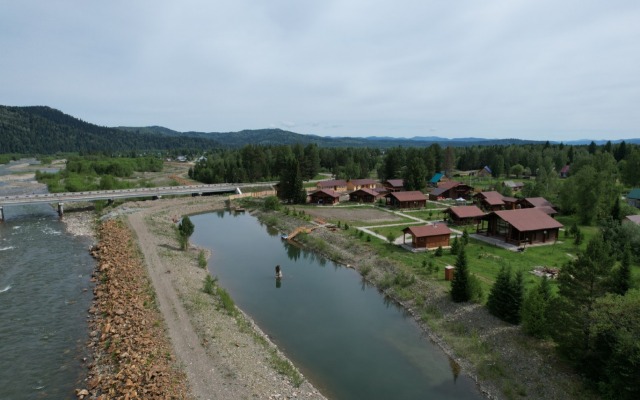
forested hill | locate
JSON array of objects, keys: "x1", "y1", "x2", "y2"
[
  {"x1": 6, "y1": 104, "x2": 628, "y2": 155},
  {"x1": 0, "y1": 106, "x2": 221, "y2": 154},
  {"x1": 118, "y1": 126, "x2": 539, "y2": 148}
]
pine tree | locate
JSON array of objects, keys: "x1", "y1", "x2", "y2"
[
  {"x1": 450, "y1": 236, "x2": 459, "y2": 255},
  {"x1": 450, "y1": 246, "x2": 470, "y2": 302},
  {"x1": 487, "y1": 266, "x2": 513, "y2": 321},
  {"x1": 611, "y1": 246, "x2": 632, "y2": 295},
  {"x1": 487, "y1": 267, "x2": 524, "y2": 324},
  {"x1": 522, "y1": 276, "x2": 554, "y2": 338},
  {"x1": 462, "y1": 229, "x2": 469, "y2": 246},
  {"x1": 552, "y1": 234, "x2": 614, "y2": 364}
]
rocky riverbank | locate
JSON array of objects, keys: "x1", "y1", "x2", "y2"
[{"x1": 78, "y1": 196, "x2": 325, "y2": 399}]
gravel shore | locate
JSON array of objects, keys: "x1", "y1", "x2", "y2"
[{"x1": 80, "y1": 196, "x2": 326, "y2": 399}]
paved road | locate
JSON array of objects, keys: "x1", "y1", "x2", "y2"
[{"x1": 0, "y1": 182, "x2": 276, "y2": 206}]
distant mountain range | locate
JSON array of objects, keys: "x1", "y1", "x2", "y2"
[{"x1": 1, "y1": 105, "x2": 638, "y2": 154}]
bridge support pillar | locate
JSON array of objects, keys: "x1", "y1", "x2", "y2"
[
  {"x1": 57, "y1": 203, "x2": 64, "y2": 219},
  {"x1": 0, "y1": 206, "x2": 4, "y2": 222}
]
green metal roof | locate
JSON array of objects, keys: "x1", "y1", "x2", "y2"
[
  {"x1": 429, "y1": 172, "x2": 444, "y2": 184},
  {"x1": 628, "y1": 189, "x2": 640, "y2": 200}
]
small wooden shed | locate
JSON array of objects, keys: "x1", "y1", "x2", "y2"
[
  {"x1": 402, "y1": 223, "x2": 452, "y2": 249},
  {"x1": 309, "y1": 189, "x2": 340, "y2": 205}
]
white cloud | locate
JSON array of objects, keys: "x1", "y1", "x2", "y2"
[{"x1": 1, "y1": 0, "x2": 639, "y2": 140}]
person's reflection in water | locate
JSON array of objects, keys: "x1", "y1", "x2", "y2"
[{"x1": 275, "y1": 265, "x2": 283, "y2": 288}]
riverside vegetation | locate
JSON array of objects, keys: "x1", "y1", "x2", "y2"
[{"x1": 242, "y1": 194, "x2": 639, "y2": 400}]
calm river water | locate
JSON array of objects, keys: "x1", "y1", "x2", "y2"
[
  {"x1": 0, "y1": 161, "x2": 95, "y2": 399},
  {"x1": 191, "y1": 211, "x2": 484, "y2": 400}
]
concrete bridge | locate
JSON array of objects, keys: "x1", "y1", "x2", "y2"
[{"x1": 0, "y1": 182, "x2": 276, "y2": 221}]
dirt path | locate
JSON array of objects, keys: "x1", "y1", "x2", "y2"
[
  {"x1": 123, "y1": 198, "x2": 324, "y2": 400},
  {"x1": 128, "y1": 210, "x2": 231, "y2": 399}
]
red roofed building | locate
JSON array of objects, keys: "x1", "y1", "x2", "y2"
[
  {"x1": 385, "y1": 191, "x2": 427, "y2": 209},
  {"x1": 347, "y1": 179, "x2": 378, "y2": 191},
  {"x1": 349, "y1": 188, "x2": 380, "y2": 203},
  {"x1": 315, "y1": 179, "x2": 348, "y2": 192},
  {"x1": 518, "y1": 197, "x2": 558, "y2": 214},
  {"x1": 444, "y1": 205, "x2": 486, "y2": 225},
  {"x1": 383, "y1": 179, "x2": 405, "y2": 192},
  {"x1": 480, "y1": 208, "x2": 563, "y2": 246},
  {"x1": 309, "y1": 189, "x2": 340, "y2": 205},
  {"x1": 402, "y1": 224, "x2": 452, "y2": 249},
  {"x1": 474, "y1": 191, "x2": 506, "y2": 211},
  {"x1": 428, "y1": 181, "x2": 474, "y2": 201}
]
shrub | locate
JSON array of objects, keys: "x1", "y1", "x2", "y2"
[
  {"x1": 434, "y1": 246, "x2": 443, "y2": 257},
  {"x1": 264, "y1": 196, "x2": 281, "y2": 211},
  {"x1": 198, "y1": 250, "x2": 207, "y2": 269},
  {"x1": 203, "y1": 275, "x2": 217, "y2": 294},
  {"x1": 216, "y1": 287, "x2": 237, "y2": 316}
]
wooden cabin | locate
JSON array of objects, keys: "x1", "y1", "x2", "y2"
[
  {"x1": 309, "y1": 189, "x2": 340, "y2": 205},
  {"x1": 402, "y1": 224, "x2": 452, "y2": 249},
  {"x1": 315, "y1": 179, "x2": 348, "y2": 192},
  {"x1": 386, "y1": 191, "x2": 427, "y2": 209},
  {"x1": 347, "y1": 179, "x2": 378, "y2": 191},
  {"x1": 517, "y1": 197, "x2": 558, "y2": 216},
  {"x1": 383, "y1": 179, "x2": 405, "y2": 192},
  {"x1": 428, "y1": 181, "x2": 474, "y2": 201},
  {"x1": 474, "y1": 191, "x2": 506, "y2": 211},
  {"x1": 349, "y1": 188, "x2": 380, "y2": 203},
  {"x1": 444, "y1": 205, "x2": 486, "y2": 225},
  {"x1": 502, "y1": 180, "x2": 524, "y2": 193},
  {"x1": 478, "y1": 208, "x2": 563, "y2": 246}
]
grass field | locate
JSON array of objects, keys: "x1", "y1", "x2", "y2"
[{"x1": 307, "y1": 203, "x2": 636, "y2": 299}]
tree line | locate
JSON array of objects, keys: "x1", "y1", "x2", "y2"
[{"x1": 449, "y1": 222, "x2": 639, "y2": 399}]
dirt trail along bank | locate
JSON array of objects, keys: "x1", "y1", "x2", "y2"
[{"x1": 83, "y1": 197, "x2": 324, "y2": 399}]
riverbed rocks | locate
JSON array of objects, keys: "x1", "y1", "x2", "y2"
[{"x1": 80, "y1": 219, "x2": 187, "y2": 399}]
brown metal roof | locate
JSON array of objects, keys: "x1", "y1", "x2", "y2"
[
  {"x1": 403, "y1": 223, "x2": 452, "y2": 237},
  {"x1": 523, "y1": 197, "x2": 556, "y2": 209},
  {"x1": 492, "y1": 209, "x2": 563, "y2": 231},
  {"x1": 448, "y1": 205, "x2": 485, "y2": 219},
  {"x1": 310, "y1": 189, "x2": 340, "y2": 198},
  {"x1": 316, "y1": 179, "x2": 347, "y2": 188},
  {"x1": 477, "y1": 191, "x2": 505, "y2": 206},
  {"x1": 350, "y1": 188, "x2": 379, "y2": 197},
  {"x1": 385, "y1": 179, "x2": 404, "y2": 188},
  {"x1": 388, "y1": 191, "x2": 427, "y2": 202},
  {"x1": 437, "y1": 181, "x2": 462, "y2": 190},
  {"x1": 349, "y1": 178, "x2": 377, "y2": 186},
  {"x1": 534, "y1": 206, "x2": 558, "y2": 215}
]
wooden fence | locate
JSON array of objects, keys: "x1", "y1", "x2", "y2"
[{"x1": 228, "y1": 190, "x2": 276, "y2": 200}]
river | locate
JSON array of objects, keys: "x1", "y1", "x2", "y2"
[
  {"x1": 191, "y1": 211, "x2": 484, "y2": 400},
  {"x1": 0, "y1": 161, "x2": 95, "y2": 399}
]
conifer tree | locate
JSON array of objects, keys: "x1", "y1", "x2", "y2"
[
  {"x1": 552, "y1": 234, "x2": 614, "y2": 364},
  {"x1": 611, "y1": 246, "x2": 632, "y2": 295},
  {"x1": 450, "y1": 236, "x2": 459, "y2": 255},
  {"x1": 450, "y1": 245, "x2": 470, "y2": 302},
  {"x1": 522, "y1": 276, "x2": 553, "y2": 338}
]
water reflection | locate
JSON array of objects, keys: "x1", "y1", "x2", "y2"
[
  {"x1": 449, "y1": 357, "x2": 461, "y2": 383},
  {"x1": 190, "y1": 212, "x2": 484, "y2": 400}
]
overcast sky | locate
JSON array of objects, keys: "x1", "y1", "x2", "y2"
[{"x1": 1, "y1": 1, "x2": 639, "y2": 140}]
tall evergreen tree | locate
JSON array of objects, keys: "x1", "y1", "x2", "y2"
[
  {"x1": 487, "y1": 266, "x2": 523, "y2": 324},
  {"x1": 279, "y1": 156, "x2": 306, "y2": 204},
  {"x1": 450, "y1": 245, "x2": 470, "y2": 302},
  {"x1": 522, "y1": 276, "x2": 553, "y2": 338},
  {"x1": 552, "y1": 234, "x2": 614, "y2": 364},
  {"x1": 611, "y1": 246, "x2": 632, "y2": 295}
]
